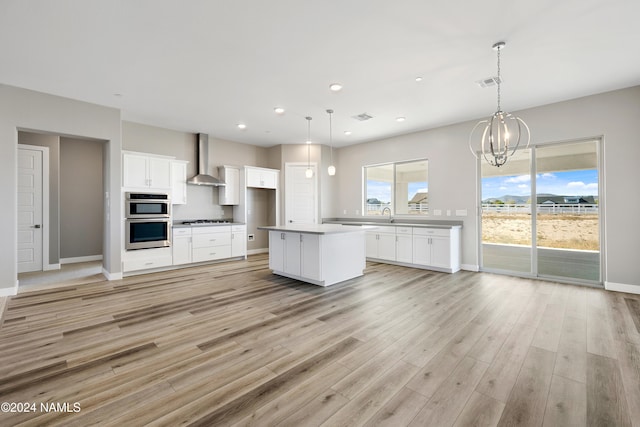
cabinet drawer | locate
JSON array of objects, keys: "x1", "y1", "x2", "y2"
[
  {"x1": 375, "y1": 226, "x2": 397, "y2": 234},
  {"x1": 191, "y1": 225, "x2": 232, "y2": 234},
  {"x1": 173, "y1": 227, "x2": 192, "y2": 237},
  {"x1": 232, "y1": 225, "x2": 246, "y2": 232},
  {"x1": 412, "y1": 227, "x2": 450, "y2": 237},
  {"x1": 395, "y1": 226, "x2": 413, "y2": 235},
  {"x1": 123, "y1": 255, "x2": 173, "y2": 272},
  {"x1": 193, "y1": 246, "x2": 232, "y2": 262},
  {"x1": 192, "y1": 233, "x2": 231, "y2": 248}
]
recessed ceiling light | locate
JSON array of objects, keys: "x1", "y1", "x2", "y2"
[
  {"x1": 237, "y1": 123, "x2": 247, "y2": 130},
  {"x1": 344, "y1": 131, "x2": 352, "y2": 136},
  {"x1": 415, "y1": 77, "x2": 423, "y2": 82},
  {"x1": 274, "y1": 107, "x2": 285, "y2": 114},
  {"x1": 396, "y1": 117, "x2": 406, "y2": 122},
  {"x1": 329, "y1": 83, "x2": 343, "y2": 92}
]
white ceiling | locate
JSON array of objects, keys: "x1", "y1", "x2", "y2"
[{"x1": 2, "y1": 0, "x2": 639, "y2": 148}]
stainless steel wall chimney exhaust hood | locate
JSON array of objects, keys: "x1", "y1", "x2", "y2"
[{"x1": 187, "y1": 133, "x2": 226, "y2": 186}]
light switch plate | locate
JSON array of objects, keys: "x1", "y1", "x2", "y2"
[
  {"x1": 455, "y1": 209, "x2": 468, "y2": 216},
  {"x1": 446, "y1": 210, "x2": 451, "y2": 216},
  {"x1": 433, "y1": 209, "x2": 442, "y2": 216}
]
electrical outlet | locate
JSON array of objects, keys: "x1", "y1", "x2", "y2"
[
  {"x1": 248, "y1": 234, "x2": 255, "y2": 241},
  {"x1": 446, "y1": 210, "x2": 451, "y2": 216},
  {"x1": 343, "y1": 209, "x2": 347, "y2": 215}
]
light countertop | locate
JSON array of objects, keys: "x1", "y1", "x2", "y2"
[{"x1": 258, "y1": 224, "x2": 376, "y2": 235}]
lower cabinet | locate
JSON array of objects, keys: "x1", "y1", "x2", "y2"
[
  {"x1": 172, "y1": 227, "x2": 192, "y2": 265},
  {"x1": 172, "y1": 225, "x2": 246, "y2": 267},
  {"x1": 123, "y1": 247, "x2": 173, "y2": 272},
  {"x1": 365, "y1": 225, "x2": 461, "y2": 273},
  {"x1": 412, "y1": 227, "x2": 460, "y2": 272},
  {"x1": 231, "y1": 225, "x2": 247, "y2": 257},
  {"x1": 366, "y1": 226, "x2": 396, "y2": 261},
  {"x1": 268, "y1": 230, "x2": 365, "y2": 286},
  {"x1": 192, "y1": 226, "x2": 232, "y2": 262}
]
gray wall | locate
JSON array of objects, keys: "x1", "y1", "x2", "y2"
[
  {"x1": 18, "y1": 131, "x2": 61, "y2": 266},
  {"x1": 0, "y1": 84, "x2": 122, "y2": 294},
  {"x1": 60, "y1": 137, "x2": 104, "y2": 259},
  {"x1": 333, "y1": 86, "x2": 640, "y2": 290}
]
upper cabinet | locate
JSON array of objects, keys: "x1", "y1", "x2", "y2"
[
  {"x1": 246, "y1": 166, "x2": 278, "y2": 189},
  {"x1": 171, "y1": 160, "x2": 189, "y2": 205},
  {"x1": 123, "y1": 151, "x2": 173, "y2": 191},
  {"x1": 218, "y1": 165, "x2": 240, "y2": 205}
]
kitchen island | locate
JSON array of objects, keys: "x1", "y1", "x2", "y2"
[{"x1": 258, "y1": 224, "x2": 373, "y2": 286}]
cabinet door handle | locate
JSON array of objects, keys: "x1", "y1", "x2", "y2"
[{"x1": 281, "y1": 233, "x2": 285, "y2": 240}]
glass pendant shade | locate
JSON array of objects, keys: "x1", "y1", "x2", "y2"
[
  {"x1": 327, "y1": 165, "x2": 336, "y2": 176},
  {"x1": 305, "y1": 167, "x2": 314, "y2": 178}
]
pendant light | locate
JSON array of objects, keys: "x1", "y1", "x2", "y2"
[
  {"x1": 469, "y1": 41, "x2": 530, "y2": 167},
  {"x1": 327, "y1": 109, "x2": 336, "y2": 176},
  {"x1": 305, "y1": 116, "x2": 314, "y2": 179}
]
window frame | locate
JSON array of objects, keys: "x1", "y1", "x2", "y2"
[{"x1": 363, "y1": 158, "x2": 429, "y2": 217}]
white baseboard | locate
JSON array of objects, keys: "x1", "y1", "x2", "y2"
[
  {"x1": 247, "y1": 248, "x2": 269, "y2": 255},
  {"x1": 0, "y1": 281, "x2": 19, "y2": 297},
  {"x1": 44, "y1": 263, "x2": 61, "y2": 271},
  {"x1": 605, "y1": 281, "x2": 640, "y2": 295},
  {"x1": 461, "y1": 264, "x2": 480, "y2": 272},
  {"x1": 61, "y1": 255, "x2": 103, "y2": 265},
  {"x1": 102, "y1": 268, "x2": 123, "y2": 281}
]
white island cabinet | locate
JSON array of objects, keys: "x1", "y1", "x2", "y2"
[{"x1": 260, "y1": 224, "x2": 371, "y2": 286}]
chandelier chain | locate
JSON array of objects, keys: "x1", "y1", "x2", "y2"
[{"x1": 496, "y1": 46, "x2": 501, "y2": 112}]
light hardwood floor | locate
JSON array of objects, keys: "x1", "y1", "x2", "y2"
[{"x1": 1, "y1": 254, "x2": 639, "y2": 426}]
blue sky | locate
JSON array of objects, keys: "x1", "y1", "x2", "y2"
[
  {"x1": 482, "y1": 169, "x2": 598, "y2": 199},
  {"x1": 367, "y1": 181, "x2": 427, "y2": 203}
]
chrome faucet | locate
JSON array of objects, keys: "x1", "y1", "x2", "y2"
[{"x1": 382, "y1": 207, "x2": 393, "y2": 222}]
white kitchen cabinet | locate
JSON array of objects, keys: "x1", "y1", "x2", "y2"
[
  {"x1": 191, "y1": 226, "x2": 232, "y2": 262},
  {"x1": 366, "y1": 226, "x2": 396, "y2": 261},
  {"x1": 172, "y1": 227, "x2": 192, "y2": 265},
  {"x1": 265, "y1": 226, "x2": 366, "y2": 286},
  {"x1": 218, "y1": 165, "x2": 240, "y2": 205},
  {"x1": 246, "y1": 167, "x2": 278, "y2": 189},
  {"x1": 231, "y1": 225, "x2": 246, "y2": 257},
  {"x1": 269, "y1": 231, "x2": 285, "y2": 272},
  {"x1": 171, "y1": 160, "x2": 188, "y2": 205},
  {"x1": 300, "y1": 233, "x2": 321, "y2": 281},
  {"x1": 122, "y1": 247, "x2": 173, "y2": 272},
  {"x1": 412, "y1": 227, "x2": 460, "y2": 272},
  {"x1": 123, "y1": 151, "x2": 173, "y2": 190},
  {"x1": 395, "y1": 226, "x2": 413, "y2": 264}
]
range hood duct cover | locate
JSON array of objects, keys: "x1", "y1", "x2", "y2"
[{"x1": 187, "y1": 133, "x2": 226, "y2": 186}]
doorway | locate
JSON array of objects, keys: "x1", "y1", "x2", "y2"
[
  {"x1": 17, "y1": 145, "x2": 49, "y2": 273},
  {"x1": 17, "y1": 131, "x2": 105, "y2": 288},
  {"x1": 285, "y1": 162, "x2": 318, "y2": 225},
  {"x1": 480, "y1": 138, "x2": 602, "y2": 284}
]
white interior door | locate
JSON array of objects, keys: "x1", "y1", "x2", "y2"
[
  {"x1": 18, "y1": 147, "x2": 44, "y2": 272},
  {"x1": 285, "y1": 163, "x2": 317, "y2": 225}
]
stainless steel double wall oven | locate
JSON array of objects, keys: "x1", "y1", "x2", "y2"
[{"x1": 125, "y1": 192, "x2": 171, "y2": 250}]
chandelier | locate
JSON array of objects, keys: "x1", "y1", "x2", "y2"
[{"x1": 469, "y1": 41, "x2": 530, "y2": 167}]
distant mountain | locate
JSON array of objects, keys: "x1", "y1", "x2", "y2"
[
  {"x1": 483, "y1": 193, "x2": 597, "y2": 204},
  {"x1": 483, "y1": 194, "x2": 530, "y2": 204}
]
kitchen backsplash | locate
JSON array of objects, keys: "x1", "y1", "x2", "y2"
[{"x1": 172, "y1": 185, "x2": 233, "y2": 221}]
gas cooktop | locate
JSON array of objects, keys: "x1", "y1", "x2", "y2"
[{"x1": 181, "y1": 219, "x2": 232, "y2": 225}]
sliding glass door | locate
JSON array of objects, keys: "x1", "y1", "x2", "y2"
[
  {"x1": 481, "y1": 148, "x2": 532, "y2": 274},
  {"x1": 480, "y1": 139, "x2": 601, "y2": 284},
  {"x1": 535, "y1": 141, "x2": 600, "y2": 281}
]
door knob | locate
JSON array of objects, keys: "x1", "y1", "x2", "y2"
[{"x1": 34, "y1": 224, "x2": 41, "y2": 229}]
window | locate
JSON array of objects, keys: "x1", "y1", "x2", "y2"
[{"x1": 364, "y1": 159, "x2": 428, "y2": 216}]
